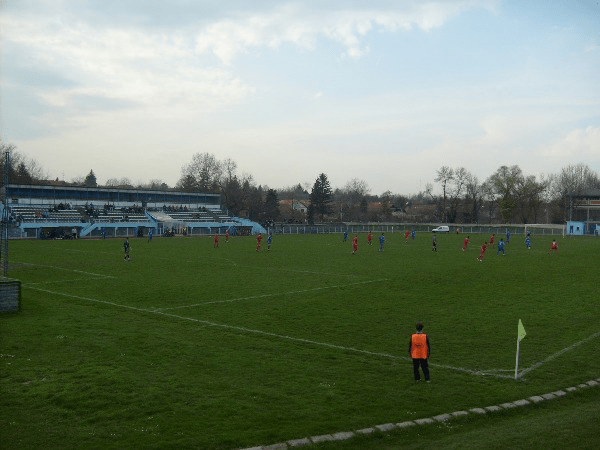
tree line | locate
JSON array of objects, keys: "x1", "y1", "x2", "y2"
[{"x1": 1, "y1": 141, "x2": 598, "y2": 225}]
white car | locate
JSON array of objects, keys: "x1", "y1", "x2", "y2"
[{"x1": 432, "y1": 226, "x2": 450, "y2": 233}]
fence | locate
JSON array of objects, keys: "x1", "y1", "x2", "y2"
[
  {"x1": 8, "y1": 222, "x2": 573, "y2": 239},
  {"x1": 266, "y1": 223, "x2": 567, "y2": 236}
]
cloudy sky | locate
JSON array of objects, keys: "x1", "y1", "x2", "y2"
[{"x1": 1, "y1": 0, "x2": 599, "y2": 195}]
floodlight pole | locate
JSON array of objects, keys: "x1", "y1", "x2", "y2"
[{"x1": 1, "y1": 150, "x2": 10, "y2": 277}]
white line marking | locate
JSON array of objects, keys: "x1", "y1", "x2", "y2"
[
  {"x1": 158, "y1": 279, "x2": 389, "y2": 311},
  {"x1": 14, "y1": 262, "x2": 114, "y2": 279},
  {"x1": 24, "y1": 285, "x2": 600, "y2": 380},
  {"x1": 25, "y1": 277, "x2": 112, "y2": 286},
  {"x1": 519, "y1": 331, "x2": 600, "y2": 378},
  {"x1": 27, "y1": 285, "x2": 408, "y2": 358},
  {"x1": 428, "y1": 362, "x2": 514, "y2": 379}
]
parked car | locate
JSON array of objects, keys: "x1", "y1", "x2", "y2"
[{"x1": 432, "y1": 225, "x2": 450, "y2": 233}]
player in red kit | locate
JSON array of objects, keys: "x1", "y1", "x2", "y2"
[
  {"x1": 367, "y1": 231, "x2": 372, "y2": 246},
  {"x1": 549, "y1": 239, "x2": 558, "y2": 254},
  {"x1": 477, "y1": 241, "x2": 488, "y2": 262},
  {"x1": 489, "y1": 234, "x2": 495, "y2": 248},
  {"x1": 405, "y1": 230, "x2": 410, "y2": 242},
  {"x1": 463, "y1": 235, "x2": 470, "y2": 252},
  {"x1": 256, "y1": 233, "x2": 262, "y2": 252},
  {"x1": 214, "y1": 232, "x2": 219, "y2": 248},
  {"x1": 352, "y1": 234, "x2": 358, "y2": 255}
]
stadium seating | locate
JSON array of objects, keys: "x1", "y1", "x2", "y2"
[
  {"x1": 4, "y1": 184, "x2": 263, "y2": 238},
  {"x1": 9, "y1": 205, "x2": 83, "y2": 223}
]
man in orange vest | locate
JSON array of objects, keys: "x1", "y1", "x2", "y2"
[{"x1": 409, "y1": 322, "x2": 430, "y2": 382}]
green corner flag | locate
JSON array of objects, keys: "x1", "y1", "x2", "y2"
[{"x1": 518, "y1": 319, "x2": 526, "y2": 342}]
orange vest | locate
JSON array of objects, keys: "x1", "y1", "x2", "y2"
[{"x1": 411, "y1": 333, "x2": 428, "y2": 359}]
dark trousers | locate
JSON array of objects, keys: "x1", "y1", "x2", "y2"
[{"x1": 412, "y1": 358, "x2": 430, "y2": 381}]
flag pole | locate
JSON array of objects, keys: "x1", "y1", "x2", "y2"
[
  {"x1": 515, "y1": 319, "x2": 526, "y2": 380},
  {"x1": 514, "y1": 338, "x2": 520, "y2": 380}
]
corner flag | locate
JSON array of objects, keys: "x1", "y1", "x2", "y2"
[
  {"x1": 518, "y1": 319, "x2": 526, "y2": 342},
  {"x1": 515, "y1": 319, "x2": 526, "y2": 380}
]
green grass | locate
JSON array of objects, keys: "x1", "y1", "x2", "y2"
[
  {"x1": 314, "y1": 387, "x2": 600, "y2": 450},
  {"x1": 1, "y1": 232, "x2": 599, "y2": 449}
]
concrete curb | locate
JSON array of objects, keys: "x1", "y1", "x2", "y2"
[{"x1": 239, "y1": 376, "x2": 600, "y2": 450}]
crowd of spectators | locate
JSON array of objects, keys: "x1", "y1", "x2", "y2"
[
  {"x1": 161, "y1": 204, "x2": 191, "y2": 212},
  {"x1": 50, "y1": 202, "x2": 72, "y2": 211}
]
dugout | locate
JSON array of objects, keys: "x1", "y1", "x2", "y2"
[
  {"x1": 0, "y1": 278, "x2": 21, "y2": 313},
  {"x1": 566, "y1": 221, "x2": 585, "y2": 236},
  {"x1": 236, "y1": 226, "x2": 253, "y2": 236}
]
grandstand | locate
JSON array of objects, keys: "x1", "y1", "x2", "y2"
[{"x1": 1, "y1": 184, "x2": 265, "y2": 238}]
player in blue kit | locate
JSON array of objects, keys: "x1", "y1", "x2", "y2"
[
  {"x1": 123, "y1": 238, "x2": 131, "y2": 261},
  {"x1": 378, "y1": 233, "x2": 385, "y2": 252},
  {"x1": 525, "y1": 236, "x2": 531, "y2": 249},
  {"x1": 343, "y1": 231, "x2": 348, "y2": 242},
  {"x1": 267, "y1": 232, "x2": 273, "y2": 250},
  {"x1": 497, "y1": 238, "x2": 506, "y2": 255}
]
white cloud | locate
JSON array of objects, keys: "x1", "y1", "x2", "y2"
[
  {"x1": 548, "y1": 126, "x2": 600, "y2": 159},
  {"x1": 1, "y1": 0, "x2": 499, "y2": 114},
  {"x1": 4, "y1": 0, "x2": 596, "y2": 196},
  {"x1": 190, "y1": 1, "x2": 497, "y2": 63},
  {"x1": 477, "y1": 115, "x2": 514, "y2": 144},
  {"x1": 2, "y1": 15, "x2": 255, "y2": 115},
  {"x1": 584, "y1": 38, "x2": 599, "y2": 53}
]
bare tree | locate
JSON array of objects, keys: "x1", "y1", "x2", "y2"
[
  {"x1": 446, "y1": 167, "x2": 470, "y2": 223},
  {"x1": 379, "y1": 190, "x2": 395, "y2": 220},
  {"x1": 178, "y1": 152, "x2": 223, "y2": 193},
  {"x1": 548, "y1": 163, "x2": 600, "y2": 222},
  {"x1": 108, "y1": 177, "x2": 133, "y2": 188},
  {"x1": 221, "y1": 158, "x2": 238, "y2": 183},
  {"x1": 480, "y1": 180, "x2": 497, "y2": 224},
  {"x1": 70, "y1": 176, "x2": 85, "y2": 186},
  {"x1": 338, "y1": 178, "x2": 370, "y2": 221},
  {"x1": 514, "y1": 175, "x2": 546, "y2": 223},
  {"x1": 463, "y1": 173, "x2": 481, "y2": 223},
  {"x1": 217, "y1": 157, "x2": 240, "y2": 213},
  {"x1": 554, "y1": 163, "x2": 600, "y2": 196},
  {"x1": 435, "y1": 166, "x2": 454, "y2": 222},
  {"x1": 0, "y1": 142, "x2": 46, "y2": 186}
]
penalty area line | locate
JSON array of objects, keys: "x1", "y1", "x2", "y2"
[
  {"x1": 27, "y1": 285, "x2": 571, "y2": 380},
  {"x1": 158, "y1": 279, "x2": 390, "y2": 311},
  {"x1": 14, "y1": 262, "x2": 115, "y2": 279},
  {"x1": 27, "y1": 285, "x2": 405, "y2": 360},
  {"x1": 27, "y1": 286, "x2": 514, "y2": 379},
  {"x1": 24, "y1": 277, "x2": 114, "y2": 286}
]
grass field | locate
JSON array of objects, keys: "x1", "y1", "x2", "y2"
[{"x1": 1, "y1": 231, "x2": 599, "y2": 449}]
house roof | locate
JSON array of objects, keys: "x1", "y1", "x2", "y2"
[{"x1": 571, "y1": 189, "x2": 600, "y2": 198}]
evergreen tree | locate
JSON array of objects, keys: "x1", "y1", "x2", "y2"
[
  {"x1": 264, "y1": 189, "x2": 280, "y2": 221},
  {"x1": 247, "y1": 185, "x2": 264, "y2": 222},
  {"x1": 309, "y1": 173, "x2": 333, "y2": 222},
  {"x1": 221, "y1": 176, "x2": 244, "y2": 216},
  {"x1": 84, "y1": 170, "x2": 98, "y2": 187},
  {"x1": 14, "y1": 162, "x2": 33, "y2": 185}
]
